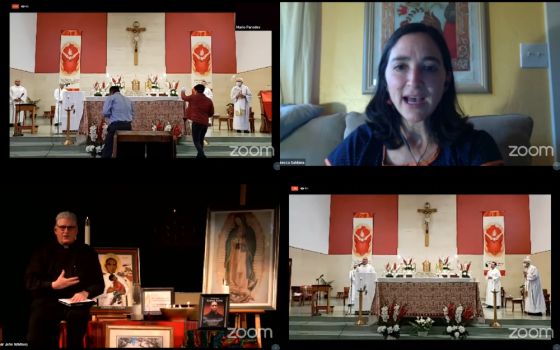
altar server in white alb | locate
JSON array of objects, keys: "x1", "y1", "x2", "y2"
[
  {"x1": 53, "y1": 83, "x2": 68, "y2": 129},
  {"x1": 523, "y1": 256, "x2": 546, "y2": 315},
  {"x1": 230, "y1": 77, "x2": 252, "y2": 133},
  {"x1": 348, "y1": 262, "x2": 359, "y2": 312},
  {"x1": 10, "y1": 79, "x2": 28, "y2": 125},
  {"x1": 485, "y1": 261, "x2": 501, "y2": 308}
]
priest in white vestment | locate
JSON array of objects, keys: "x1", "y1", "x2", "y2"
[
  {"x1": 351, "y1": 257, "x2": 377, "y2": 313},
  {"x1": 230, "y1": 77, "x2": 252, "y2": 132},
  {"x1": 485, "y1": 261, "x2": 501, "y2": 308},
  {"x1": 9, "y1": 79, "x2": 28, "y2": 124},
  {"x1": 523, "y1": 257, "x2": 546, "y2": 315}
]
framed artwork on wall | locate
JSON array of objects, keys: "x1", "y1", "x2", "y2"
[
  {"x1": 363, "y1": 2, "x2": 489, "y2": 94},
  {"x1": 202, "y1": 209, "x2": 279, "y2": 310}
]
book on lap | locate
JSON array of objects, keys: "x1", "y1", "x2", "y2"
[{"x1": 58, "y1": 298, "x2": 97, "y2": 307}]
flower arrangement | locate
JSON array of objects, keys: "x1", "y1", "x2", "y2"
[
  {"x1": 409, "y1": 316, "x2": 434, "y2": 335},
  {"x1": 443, "y1": 303, "x2": 475, "y2": 339},
  {"x1": 85, "y1": 121, "x2": 107, "y2": 157},
  {"x1": 149, "y1": 74, "x2": 159, "y2": 89},
  {"x1": 377, "y1": 301, "x2": 407, "y2": 339},
  {"x1": 171, "y1": 124, "x2": 183, "y2": 141},
  {"x1": 384, "y1": 262, "x2": 398, "y2": 277},
  {"x1": 402, "y1": 258, "x2": 415, "y2": 272},
  {"x1": 111, "y1": 75, "x2": 124, "y2": 88},
  {"x1": 439, "y1": 257, "x2": 450, "y2": 272},
  {"x1": 168, "y1": 81, "x2": 179, "y2": 96},
  {"x1": 459, "y1": 262, "x2": 472, "y2": 277},
  {"x1": 94, "y1": 81, "x2": 107, "y2": 96}
]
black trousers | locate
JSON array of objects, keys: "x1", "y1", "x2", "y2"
[
  {"x1": 101, "y1": 121, "x2": 132, "y2": 158},
  {"x1": 192, "y1": 122, "x2": 208, "y2": 159},
  {"x1": 27, "y1": 298, "x2": 91, "y2": 348}
]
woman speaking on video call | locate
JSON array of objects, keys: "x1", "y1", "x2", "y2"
[{"x1": 326, "y1": 23, "x2": 503, "y2": 166}]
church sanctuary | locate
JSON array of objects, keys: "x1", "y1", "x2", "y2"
[
  {"x1": 289, "y1": 194, "x2": 551, "y2": 341},
  {"x1": 9, "y1": 7, "x2": 272, "y2": 158}
]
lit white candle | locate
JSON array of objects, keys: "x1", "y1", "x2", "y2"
[
  {"x1": 85, "y1": 217, "x2": 91, "y2": 245},
  {"x1": 187, "y1": 301, "x2": 191, "y2": 308}
]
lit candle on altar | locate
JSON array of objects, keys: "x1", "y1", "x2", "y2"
[
  {"x1": 187, "y1": 301, "x2": 191, "y2": 308},
  {"x1": 85, "y1": 217, "x2": 91, "y2": 245}
]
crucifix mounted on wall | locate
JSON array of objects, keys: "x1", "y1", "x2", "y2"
[
  {"x1": 417, "y1": 202, "x2": 437, "y2": 247},
  {"x1": 126, "y1": 21, "x2": 146, "y2": 65}
]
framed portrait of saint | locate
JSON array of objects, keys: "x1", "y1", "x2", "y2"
[
  {"x1": 93, "y1": 247, "x2": 140, "y2": 308},
  {"x1": 198, "y1": 294, "x2": 229, "y2": 329},
  {"x1": 203, "y1": 209, "x2": 279, "y2": 310}
]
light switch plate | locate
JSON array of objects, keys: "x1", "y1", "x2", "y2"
[{"x1": 520, "y1": 43, "x2": 548, "y2": 68}]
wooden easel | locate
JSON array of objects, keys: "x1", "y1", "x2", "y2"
[{"x1": 230, "y1": 309, "x2": 264, "y2": 348}]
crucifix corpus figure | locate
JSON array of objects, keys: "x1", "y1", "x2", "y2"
[
  {"x1": 417, "y1": 202, "x2": 437, "y2": 247},
  {"x1": 126, "y1": 21, "x2": 146, "y2": 65}
]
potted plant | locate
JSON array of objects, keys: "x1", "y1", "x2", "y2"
[
  {"x1": 443, "y1": 303, "x2": 474, "y2": 339},
  {"x1": 377, "y1": 301, "x2": 407, "y2": 339},
  {"x1": 409, "y1": 316, "x2": 434, "y2": 336}
]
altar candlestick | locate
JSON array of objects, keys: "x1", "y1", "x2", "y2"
[{"x1": 85, "y1": 217, "x2": 91, "y2": 245}]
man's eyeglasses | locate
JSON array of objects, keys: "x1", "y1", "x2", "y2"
[{"x1": 57, "y1": 225, "x2": 77, "y2": 230}]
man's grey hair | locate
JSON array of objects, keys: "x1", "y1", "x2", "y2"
[{"x1": 55, "y1": 211, "x2": 77, "y2": 225}]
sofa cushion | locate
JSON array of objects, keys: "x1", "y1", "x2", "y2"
[
  {"x1": 467, "y1": 114, "x2": 533, "y2": 166},
  {"x1": 280, "y1": 112, "x2": 346, "y2": 165},
  {"x1": 344, "y1": 112, "x2": 368, "y2": 139},
  {"x1": 280, "y1": 104, "x2": 324, "y2": 141}
]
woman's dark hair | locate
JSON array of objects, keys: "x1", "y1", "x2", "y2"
[{"x1": 365, "y1": 22, "x2": 472, "y2": 148}]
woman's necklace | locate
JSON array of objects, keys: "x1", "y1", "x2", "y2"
[{"x1": 402, "y1": 134, "x2": 429, "y2": 166}]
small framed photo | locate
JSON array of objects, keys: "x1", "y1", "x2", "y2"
[
  {"x1": 94, "y1": 247, "x2": 140, "y2": 308},
  {"x1": 105, "y1": 324, "x2": 174, "y2": 347},
  {"x1": 142, "y1": 287, "x2": 175, "y2": 316},
  {"x1": 198, "y1": 294, "x2": 229, "y2": 329}
]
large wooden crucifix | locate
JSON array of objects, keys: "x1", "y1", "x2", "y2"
[
  {"x1": 126, "y1": 21, "x2": 146, "y2": 65},
  {"x1": 417, "y1": 202, "x2": 437, "y2": 247}
]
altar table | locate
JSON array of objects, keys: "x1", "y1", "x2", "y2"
[
  {"x1": 370, "y1": 279, "x2": 484, "y2": 318},
  {"x1": 79, "y1": 96, "x2": 184, "y2": 135}
]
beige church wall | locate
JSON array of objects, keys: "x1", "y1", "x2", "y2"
[
  {"x1": 531, "y1": 250, "x2": 551, "y2": 295},
  {"x1": 9, "y1": 69, "x2": 36, "y2": 103},
  {"x1": 398, "y1": 195, "x2": 457, "y2": 261},
  {"x1": 106, "y1": 13, "x2": 166, "y2": 82}
]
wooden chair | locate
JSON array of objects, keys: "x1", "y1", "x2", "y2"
[
  {"x1": 501, "y1": 287, "x2": 505, "y2": 307},
  {"x1": 343, "y1": 286, "x2": 349, "y2": 307},
  {"x1": 249, "y1": 107, "x2": 255, "y2": 133},
  {"x1": 543, "y1": 289, "x2": 551, "y2": 316},
  {"x1": 258, "y1": 90, "x2": 272, "y2": 133},
  {"x1": 218, "y1": 104, "x2": 234, "y2": 131},
  {"x1": 291, "y1": 286, "x2": 303, "y2": 306},
  {"x1": 511, "y1": 288, "x2": 524, "y2": 313}
]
